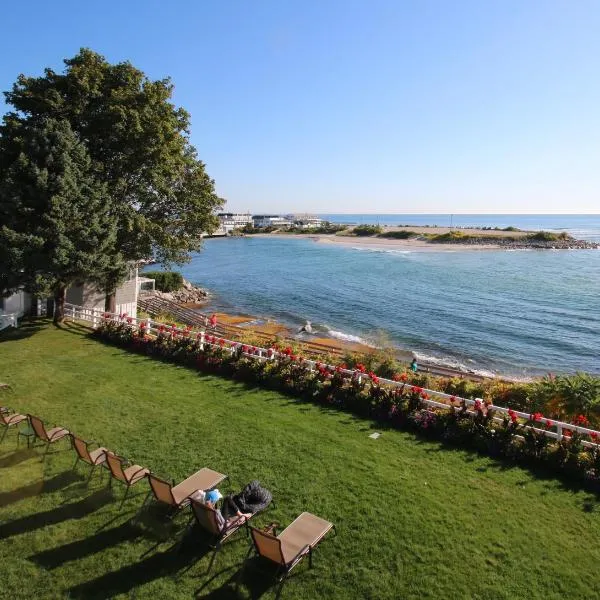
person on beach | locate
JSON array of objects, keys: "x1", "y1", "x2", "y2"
[
  {"x1": 209, "y1": 313, "x2": 217, "y2": 329},
  {"x1": 410, "y1": 357, "x2": 418, "y2": 373}
]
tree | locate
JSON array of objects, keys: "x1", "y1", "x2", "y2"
[
  {"x1": 0, "y1": 118, "x2": 125, "y2": 323},
  {"x1": 2, "y1": 48, "x2": 224, "y2": 310}
]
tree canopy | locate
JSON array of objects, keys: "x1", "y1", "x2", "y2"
[
  {"x1": 0, "y1": 118, "x2": 125, "y2": 322},
  {"x1": 1, "y1": 49, "x2": 224, "y2": 306}
]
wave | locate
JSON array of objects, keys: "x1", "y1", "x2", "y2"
[
  {"x1": 351, "y1": 247, "x2": 412, "y2": 255},
  {"x1": 413, "y1": 351, "x2": 497, "y2": 379},
  {"x1": 325, "y1": 328, "x2": 371, "y2": 345}
]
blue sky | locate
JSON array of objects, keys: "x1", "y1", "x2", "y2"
[{"x1": 1, "y1": 1, "x2": 599, "y2": 214}]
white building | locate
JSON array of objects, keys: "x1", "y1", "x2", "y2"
[
  {"x1": 217, "y1": 212, "x2": 253, "y2": 235},
  {"x1": 288, "y1": 214, "x2": 324, "y2": 229},
  {"x1": 252, "y1": 215, "x2": 293, "y2": 229},
  {"x1": 0, "y1": 265, "x2": 147, "y2": 329}
]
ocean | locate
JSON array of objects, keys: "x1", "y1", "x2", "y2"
[{"x1": 173, "y1": 215, "x2": 600, "y2": 378}]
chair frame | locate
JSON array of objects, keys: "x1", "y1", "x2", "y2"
[
  {"x1": 0, "y1": 408, "x2": 28, "y2": 445},
  {"x1": 105, "y1": 451, "x2": 149, "y2": 510},
  {"x1": 70, "y1": 434, "x2": 108, "y2": 483},
  {"x1": 144, "y1": 470, "x2": 229, "y2": 520},
  {"x1": 246, "y1": 517, "x2": 336, "y2": 584},
  {"x1": 27, "y1": 414, "x2": 70, "y2": 457},
  {"x1": 188, "y1": 494, "x2": 272, "y2": 572}
]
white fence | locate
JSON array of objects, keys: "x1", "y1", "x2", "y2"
[{"x1": 65, "y1": 302, "x2": 600, "y2": 446}]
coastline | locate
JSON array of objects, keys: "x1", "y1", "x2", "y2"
[{"x1": 250, "y1": 227, "x2": 599, "y2": 251}]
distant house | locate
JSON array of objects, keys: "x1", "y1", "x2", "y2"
[
  {"x1": 217, "y1": 212, "x2": 253, "y2": 235},
  {"x1": 252, "y1": 215, "x2": 294, "y2": 229},
  {"x1": 288, "y1": 214, "x2": 324, "y2": 229},
  {"x1": 0, "y1": 265, "x2": 148, "y2": 328}
]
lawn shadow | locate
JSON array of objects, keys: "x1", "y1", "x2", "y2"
[
  {"x1": 0, "y1": 470, "x2": 82, "y2": 508},
  {"x1": 0, "y1": 318, "x2": 49, "y2": 343},
  {"x1": 0, "y1": 447, "x2": 39, "y2": 469},
  {"x1": 30, "y1": 520, "x2": 143, "y2": 569},
  {"x1": 0, "y1": 488, "x2": 112, "y2": 540},
  {"x1": 67, "y1": 526, "x2": 214, "y2": 599}
]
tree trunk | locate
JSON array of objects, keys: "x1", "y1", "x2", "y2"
[
  {"x1": 53, "y1": 285, "x2": 66, "y2": 324},
  {"x1": 104, "y1": 292, "x2": 116, "y2": 314}
]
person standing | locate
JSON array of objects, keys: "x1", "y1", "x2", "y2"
[
  {"x1": 209, "y1": 313, "x2": 217, "y2": 330},
  {"x1": 410, "y1": 357, "x2": 418, "y2": 373}
]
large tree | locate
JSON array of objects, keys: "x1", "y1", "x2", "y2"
[
  {"x1": 0, "y1": 118, "x2": 125, "y2": 323},
  {"x1": 1, "y1": 48, "x2": 224, "y2": 310}
]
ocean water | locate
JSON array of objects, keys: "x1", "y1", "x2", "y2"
[{"x1": 172, "y1": 215, "x2": 599, "y2": 378}]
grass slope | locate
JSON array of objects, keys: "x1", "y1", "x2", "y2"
[{"x1": 0, "y1": 321, "x2": 599, "y2": 599}]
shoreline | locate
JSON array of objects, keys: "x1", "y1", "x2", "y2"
[{"x1": 249, "y1": 228, "x2": 599, "y2": 251}]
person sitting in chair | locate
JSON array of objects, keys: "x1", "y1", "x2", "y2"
[{"x1": 204, "y1": 489, "x2": 252, "y2": 532}]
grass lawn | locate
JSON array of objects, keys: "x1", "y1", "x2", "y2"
[{"x1": 1, "y1": 320, "x2": 599, "y2": 599}]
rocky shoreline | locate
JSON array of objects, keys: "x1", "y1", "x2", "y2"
[
  {"x1": 144, "y1": 278, "x2": 209, "y2": 304},
  {"x1": 441, "y1": 237, "x2": 599, "y2": 250}
]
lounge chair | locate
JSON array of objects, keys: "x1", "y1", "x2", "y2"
[
  {"x1": 70, "y1": 434, "x2": 108, "y2": 483},
  {"x1": 28, "y1": 414, "x2": 70, "y2": 457},
  {"x1": 105, "y1": 451, "x2": 150, "y2": 509},
  {"x1": 0, "y1": 408, "x2": 28, "y2": 444},
  {"x1": 146, "y1": 468, "x2": 228, "y2": 517},
  {"x1": 247, "y1": 512, "x2": 336, "y2": 582}
]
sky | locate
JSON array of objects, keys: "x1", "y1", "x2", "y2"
[{"x1": 1, "y1": 1, "x2": 599, "y2": 214}]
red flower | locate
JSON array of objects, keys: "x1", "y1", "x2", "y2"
[
  {"x1": 574, "y1": 414, "x2": 589, "y2": 426},
  {"x1": 126, "y1": 317, "x2": 133, "y2": 324},
  {"x1": 338, "y1": 363, "x2": 347, "y2": 370},
  {"x1": 372, "y1": 376, "x2": 380, "y2": 385},
  {"x1": 590, "y1": 432, "x2": 598, "y2": 440},
  {"x1": 158, "y1": 325, "x2": 165, "y2": 333},
  {"x1": 474, "y1": 399, "x2": 482, "y2": 411},
  {"x1": 510, "y1": 414, "x2": 518, "y2": 423},
  {"x1": 545, "y1": 419, "x2": 553, "y2": 427},
  {"x1": 449, "y1": 395, "x2": 457, "y2": 403},
  {"x1": 420, "y1": 391, "x2": 429, "y2": 400},
  {"x1": 531, "y1": 412, "x2": 543, "y2": 422},
  {"x1": 139, "y1": 322, "x2": 146, "y2": 329},
  {"x1": 355, "y1": 363, "x2": 366, "y2": 373},
  {"x1": 564, "y1": 429, "x2": 572, "y2": 437}
]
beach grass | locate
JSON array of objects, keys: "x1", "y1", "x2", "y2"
[{"x1": 1, "y1": 321, "x2": 599, "y2": 599}]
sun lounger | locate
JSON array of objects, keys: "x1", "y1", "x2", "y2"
[
  {"x1": 146, "y1": 468, "x2": 228, "y2": 516},
  {"x1": 248, "y1": 512, "x2": 335, "y2": 582}
]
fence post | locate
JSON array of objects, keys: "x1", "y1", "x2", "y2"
[
  {"x1": 200, "y1": 331, "x2": 205, "y2": 351},
  {"x1": 556, "y1": 424, "x2": 562, "y2": 440}
]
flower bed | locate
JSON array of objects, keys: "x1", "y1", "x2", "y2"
[{"x1": 93, "y1": 317, "x2": 600, "y2": 489}]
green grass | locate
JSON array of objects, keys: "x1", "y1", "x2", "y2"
[{"x1": 1, "y1": 321, "x2": 600, "y2": 599}]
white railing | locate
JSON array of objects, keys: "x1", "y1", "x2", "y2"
[{"x1": 65, "y1": 302, "x2": 600, "y2": 446}]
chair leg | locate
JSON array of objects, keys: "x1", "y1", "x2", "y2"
[
  {"x1": 86, "y1": 464, "x2": 96, "y2": 484},
  {"x1": 72, "y1": 455, "x2": 80, "y2": 471},
  {"x1": 42, "y1": 441, "x2": 51, "y2": 460},
  {"x1": 119, "y1": 485, "x2": 131, "y2": 510}
]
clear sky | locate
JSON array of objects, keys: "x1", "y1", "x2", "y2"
[{"x1": 1, "y1": 1, "x2": 599, "y2": 214}]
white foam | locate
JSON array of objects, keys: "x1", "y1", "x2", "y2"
[
  {"x1": 413, "y1": 351, "x2": 496, "y2": 379},
  {"x1": 326, "y1": 329, "x2": 369, "y2": 344}
]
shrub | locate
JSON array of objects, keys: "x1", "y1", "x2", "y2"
[
  {"x1": 378, "y1": 230, "x2": 419, "y2": 239},
  {"x1": 352, "y1": 224, "x2": 383, "y2": 236},
  {"x1": 143, "y1": 271, "x2": 184, "y2": 292}
]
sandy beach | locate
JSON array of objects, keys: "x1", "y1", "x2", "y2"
[{"x1": 253, "y1": 225, "x2": 532, "y2": 251}]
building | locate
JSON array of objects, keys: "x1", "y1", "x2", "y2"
[
  {"x1": 216, "y1": 213, "x2": 253, "y2": 235},
  {"x1": 288, "y1": 214, "x2": 324, "y2": 229},
  {"x1": 0, "y1": 265, "x2": 148, "y2": 329},
  {"x1": 252, "y1": 215, "x2": 294, "y2": 229}
]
